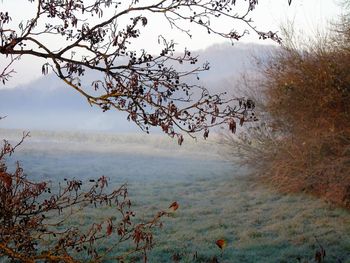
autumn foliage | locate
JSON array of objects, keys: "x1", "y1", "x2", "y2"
[
  {"x1": 226, "y1": 16, "x2": 350, "y2": 208},
  {"x1": 263, "y1": 25, "x2": 350, "y2": 207}
]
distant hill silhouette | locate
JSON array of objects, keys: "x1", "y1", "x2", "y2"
[{"x1": 0, "y1": 43, "x2": 274, "y2": 132}]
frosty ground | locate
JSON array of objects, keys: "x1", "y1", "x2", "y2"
[{"x1": 2, "y1": 129, "x2": 349, "y2": 262}]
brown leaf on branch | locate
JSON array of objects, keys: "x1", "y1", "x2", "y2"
[
  {"x1": 106, "y1": 220, "x2": 113, "y2": 236},
  {"x1": 229, "y1": 119, "x2": 236, "y2": 133},
  {"x1": 177, "y1": 135, "x2": 184, "y2": 146},
  {"x1": 168, "y1": 201, "x2": 179, "y2": 212},
  {"x1": 239, "y1": 117, "x2": 245, "y2": 126}
]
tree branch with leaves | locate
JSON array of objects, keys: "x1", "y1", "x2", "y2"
[
  {"x1": 0, "y1": 133, "x2": 176, "y2": 262},
  {"x1": 0, "y1": 0, "x2": 292, "y2": 142}
]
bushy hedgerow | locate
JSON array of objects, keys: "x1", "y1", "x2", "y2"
[{"x1": 225, "y1": 14, "x2": 350, "y2": 208}]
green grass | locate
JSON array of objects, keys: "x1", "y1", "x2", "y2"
[{"x1": 115, "y1": 174, "x2": 350, "y2": 262}]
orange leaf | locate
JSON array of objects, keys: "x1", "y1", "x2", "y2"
[
  {"x1": 169, "y1": 201, "x2": 179, "y2": 212},
  {"x1": 215, "y1": 239, "x2": 227, "y2": 250}
]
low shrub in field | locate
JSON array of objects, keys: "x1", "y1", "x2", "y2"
[
  {"x1": 0, "y1": 131, "x2": 173, "y2": 262},
  {"x1": 263, "y1": 40, "x2": 350, "y2": 207}
]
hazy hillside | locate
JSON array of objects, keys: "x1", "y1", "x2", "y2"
[{"x1": 0, "y1": 43, "x2": 274, "y2": 132}]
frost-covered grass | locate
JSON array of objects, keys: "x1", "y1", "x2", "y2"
[
  {"x1": 2, "y1": 129, "x2": 350, "y2": 262},
  {"x1": 128, "y1": 175, "x2": 350, "y2": 262}
]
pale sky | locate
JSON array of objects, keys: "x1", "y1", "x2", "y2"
[{"x1": 0, "y1": 0, "x2": 343, "y2": 88}]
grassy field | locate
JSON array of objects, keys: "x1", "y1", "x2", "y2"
[
  {"x1": 2, "y1": 129, "x2": 350, "y2": 262},
  {"x1": 52, "y1": 160, "x2": 350, "y2": 262},
  {"x1": 129, "y1": 174, "x2": 350, "y2": 262}
]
